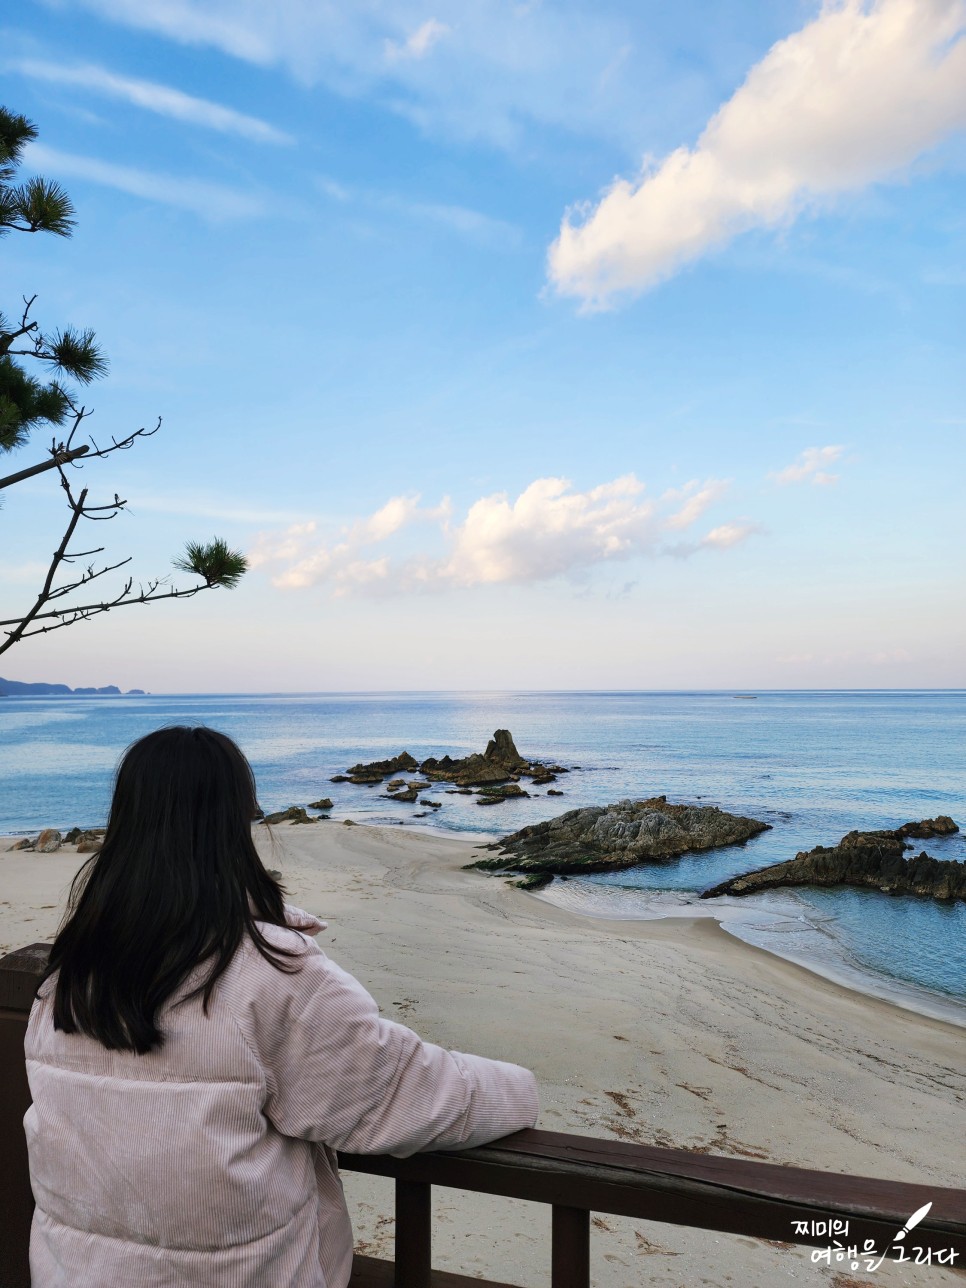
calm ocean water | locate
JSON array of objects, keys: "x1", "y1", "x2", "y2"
[{"x1": 1, "y1": 690, "x2": 964, "y2": 1014}]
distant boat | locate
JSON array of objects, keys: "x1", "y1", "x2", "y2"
[{"x1": 733, "y1": 695, "x2": 758, "y2": 699}]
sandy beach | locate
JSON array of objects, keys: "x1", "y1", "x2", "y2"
[{"x1": 2, "y1": 821, "x2": 964, "y2": 1287}]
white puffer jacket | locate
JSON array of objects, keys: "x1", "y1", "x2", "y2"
[{"x1": 24, "y1": 906, "x2": 539, "y2": 1287}]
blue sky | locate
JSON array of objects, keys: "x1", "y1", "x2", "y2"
[{"x1": 2, "y1": 0, "x2": 964, "y2": 691}]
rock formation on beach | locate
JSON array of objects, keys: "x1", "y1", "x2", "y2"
[
  {"x1": 701, "y1": 820, "x2": 965, "y2": 902},
  {"x1": 332, "y1": 730, "x2": 567, "y2": 807},
  {"x1": 260, "y1": 806, "x2": 315, "y2": 825},
  {"x1": 8, "y1": 829, "x2": 63, "y2": 853},
  {"x1": 8, "y1": 826, "x2": 103, "y2": 853},
  {"x1": 469, "y1": 796, "x2": 770, "y2": 876}
]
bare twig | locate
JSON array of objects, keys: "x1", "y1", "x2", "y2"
[
  {"x1": 0, "y1": 485, "x2": 89, "y2": 652},
  {"x1": 0, "y1": 415, "x2": 161, "y2": 492},
  {"x1": 0, "y1": 579, "x2": 213, "y2": 652}
]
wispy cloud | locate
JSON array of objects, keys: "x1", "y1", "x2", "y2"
[
  {"x1": 395, "y1": 197, "x2": 520, "y2": 246},
  {"x1": 250, "y1": 473, "x2": 752, "y2": 596},
  {"x1": 10, "y1": 58, "x2": 292, "y2": 144},
  {"x1": 24, "y1": 142, "x2": 265, "y2": 220},
  {"x1": 130, "y1": 494, "x2": 309, "y2": 524},
  {"x1": 385, "y1": 18, "x2": 450, "y2": 63},
  {"x1": 770, "y1": 445, "x2": 845, "y2": 486},
  {"x1": 60, "y1": 0, "x2": 657, "y2": 151},
  {"x1": 0, "y1": 560, "x2": 54, "y2": 585},
  {"x1": 315, "y1": 175, "x2": 520, "y2": 248},
  {"x1": 548, "y1": 0, "x2": 966, "y2": 306}
]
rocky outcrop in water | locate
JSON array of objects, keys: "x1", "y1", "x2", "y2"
[
  {"x1": 333, "y1": 730, "x2": 567, "y2": 805},
  {"x1": 339, "y1": 752, "x2": 419, "y2": 784},
  {"x1": 421, "y1": 729, "x2": 565, "y2": 787},
  {"x1": 701, "y1": 821, "x2": 965, "y2": 902},
  {"x1": 383, "y1": 784, "x2": 421, "y2": 803},
  {"x1": 468, "y1": 796, "x2": 770, "y2": 875},
  {"x1": 484, "y1": 729, "x2": 526, "y2": 768},
  {"x1": 896, "y1": 816, "x2": 958, "y2": 840},
  {"x1": 476, "y1": 783, "x2": 530, "y2": 806}
]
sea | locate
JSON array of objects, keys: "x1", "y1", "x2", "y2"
[{"x1": 2, "y1": 690, "x2": 964, "y2": 1022}]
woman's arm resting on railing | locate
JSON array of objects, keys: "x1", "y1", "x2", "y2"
[{"x1": 235, "y1": 935, "x2": 538, "y2": 1158}]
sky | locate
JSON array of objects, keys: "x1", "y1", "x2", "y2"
[{"x1": 2, "y1": 0, "x2": 964, "y2": 692}]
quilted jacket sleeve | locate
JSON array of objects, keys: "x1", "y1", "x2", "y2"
[{"x1": 245, "y1": 940, "x2": 538, "y2": 1158}]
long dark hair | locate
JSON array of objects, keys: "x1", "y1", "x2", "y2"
[{"x1": 44, "y1": 726, "x2": 299, "y2": 1054}]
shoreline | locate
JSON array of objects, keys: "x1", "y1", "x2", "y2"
[
  {"x1": 4, "y1": 819, "x2": 965, "y2": 1028},
  {"x1": 3, "y1": 821, "x2": 964, "y2": 1285},
  {"x1": 529, "y1": 879, "x2": 966, "y2": 1028}
]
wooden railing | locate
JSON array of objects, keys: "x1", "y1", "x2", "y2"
[{"x1": 3, "y1": 944, "x2": 964, "y2": 1288}]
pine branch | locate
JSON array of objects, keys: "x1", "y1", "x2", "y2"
[
  {"x1": 3, "y1": 177, "x2": 76, "y2": 236},
  {"x1": 0, "y1": 109, "x2": 38, "y2": 188},
  {"x1": 0, "y1": 442, "x2": 89, "y2": 489},
  {"x1": 173, "y1": 538, "x2": 248, "y2": 588},
  {"x1": 0, "y1": 106, "x2": 247, "y2": 656}
]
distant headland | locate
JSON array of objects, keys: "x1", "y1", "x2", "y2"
[{"x1": 0, "y1": 676, "x2": 146, "y2": 697}]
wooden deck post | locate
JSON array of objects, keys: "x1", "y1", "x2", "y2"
[
  {"x1": 551, "y1": 1205, "x2": 590, "y2": 1287},
  {"x1": 395, "y1": 1179, "x2": 432, "y2": 1288}
]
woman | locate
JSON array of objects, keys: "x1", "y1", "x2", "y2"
[{"x1": 25, "y1": 727, "x2": 538, "y2": 1287}]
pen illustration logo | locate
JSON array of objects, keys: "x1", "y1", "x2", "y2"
[{"x1": 894, "y1": 1202, "x2": 932, "y2": 1242}]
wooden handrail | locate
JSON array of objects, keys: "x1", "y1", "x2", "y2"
[{"x1": 2, "y1": 944, "x2": 964, "y2": 1288}]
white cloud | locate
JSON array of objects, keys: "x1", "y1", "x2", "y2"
[
  {"x1": 662, "y1": 478, "x2": 729, "y2": 530},
  {"x1": 357, "y1": 494, "x2": 451, "y2": 543},
  {"x1": 664, "y1": 520, "x2": 763, "y2": 558},
  {"x1": 385, "y1": 18, "x2": 450, "y2": 63},
  {"x1": 250, "y1": 521, "x2": 319, "y2": 565},
  {"x1": 11, "y1": 58, "x2": 292, "y2": 144},
  {"x1": 23, "y1": 142, "x2": 265, "y2": 220},
  {"x1": 250, "y1": 473, "x2": 750, "y2": 595},
  {"x1": 249, "y1": 497, "x2": 452, "y2": 591},
  {"x1": 548, "y1": 0, "x2": 966, "y2": 306},
  {"x1": 434, "y1": 475, "x2": 654, "y2": 587},
  {"x1": 700, "y1": 521, "x2": 761, "y2": 549},
  {"x1": 770, "y1": 445, "x2": 845, "y2": 485}
]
